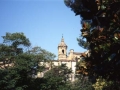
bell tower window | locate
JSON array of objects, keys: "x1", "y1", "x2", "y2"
[{"x1": 62, "y1": 50, "x2": 64, "y2": 54}]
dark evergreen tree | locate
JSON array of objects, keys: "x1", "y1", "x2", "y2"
[{"x1": 65, "y1": 0, "x2": 120, "y2": 89}]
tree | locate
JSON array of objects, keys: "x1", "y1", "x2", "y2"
[
  {"x1": 71, "y1": 75, "x2": 94, "y2": 90},
  {"x1": 0, "y1": 32, "x2": 31, "y2": 69},
  {"x1": 43, "y1": 64, "x2": 72, "y2": 90},
  {"x1": 0, "y1": 32, "x2": 32, "y2": 90},
  {"x1": 0, "y1": 32, "x2": 56, "y2": 90},
  {"x1": 28, "y1": 46, "x2": 56, "y2": 62},
  {"x1": 64, "y1": 0, "x2": 120, "y2": 89}
]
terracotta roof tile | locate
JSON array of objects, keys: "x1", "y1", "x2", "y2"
[
  {"x1": 73, "y1": 52, "x2": 82, "y2": 55},
  {"x1": 58, "y1": 59, "x2": 76, "y2": 62}
]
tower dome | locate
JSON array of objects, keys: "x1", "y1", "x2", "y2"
[
  {"x1": 58, "y1": 35, "x2": 67, "y2": 60},
  {"x1": 58, "y1": 35, "x2": 67, "y2": 47}
]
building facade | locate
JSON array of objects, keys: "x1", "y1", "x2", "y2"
[
  {"x1": 57, "y1": 36, "x2": 82, "y2": 74},
  {"x1": 37, "y1": 36, "x2": 88, "y2": 81}
]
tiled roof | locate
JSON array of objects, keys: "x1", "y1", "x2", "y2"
[
  {"x1": 73, "y1": 52, "x2": 82, "y2": 55},
  {"x1": 58, "y1": 59, "x2": 76, "y2": 62},
  {"x1": 58, "y1": 36, "x2": 67, "y2": 47},
  {"x1": 80, "y1": 53, "x2": 87, "y2": 57}
]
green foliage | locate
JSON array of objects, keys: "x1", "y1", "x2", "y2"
[
  {"x1": 77, "y1": 37, "x2": 89, "y2": 49},
  {"x1": 2, "y1": 32, "x2": 31, "y2": 47},
  {"x1": 45, "y1": 64, "x2": 72, "y2": 77},
  {"x1": 0, "y1": 32, "x2": 57, "y2": 90},
  {"x1": 93, "y1": 76, "x2": 113, "y2": 90},
  {"x1": 71, "y1": 76, "x2": 94, "y2": 90},
  {"x1": 28, "y1": 46, "x2": 56, "y2": 61},
  {"x1": 43, "y1": 64, "x2": 72, "y2": 90}
]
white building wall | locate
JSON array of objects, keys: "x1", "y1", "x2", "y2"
[
  {"x1": 53, "y1": 61, "x2": 59, "y2": 66},
  {"x1": 71, "y1": 62, "x2": 76, "y2": 74},
  {"x1": 37, "y1": 61, "x2": 77, "y2": 82}
]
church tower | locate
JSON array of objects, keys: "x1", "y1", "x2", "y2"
[{"x1": 58, "y1": 35, "x2": 67, "y2": 60}]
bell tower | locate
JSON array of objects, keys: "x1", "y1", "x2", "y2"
[{"x1": 58, "y1": 35, "x2": 67, "y2": 60}]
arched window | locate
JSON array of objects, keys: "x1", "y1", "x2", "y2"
[{"x1": 62, "y1": 49, "x2": 64, "y2": 54}]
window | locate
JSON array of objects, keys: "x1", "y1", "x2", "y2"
[{"x1": 62, "y1": 50, "x2": 64, "y2": 54}]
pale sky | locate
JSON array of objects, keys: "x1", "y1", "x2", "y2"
[{"x1": 0, "y1": 0, "x2": 86, "y2": 59}]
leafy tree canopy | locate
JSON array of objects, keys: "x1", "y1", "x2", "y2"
[{"x1": 0, "y1": 32, "x2": 57, "y2": 90}]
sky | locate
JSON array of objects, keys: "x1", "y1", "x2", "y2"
[{"x1": 0, "y1": 0, "x2": 86, "y2": 59}]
